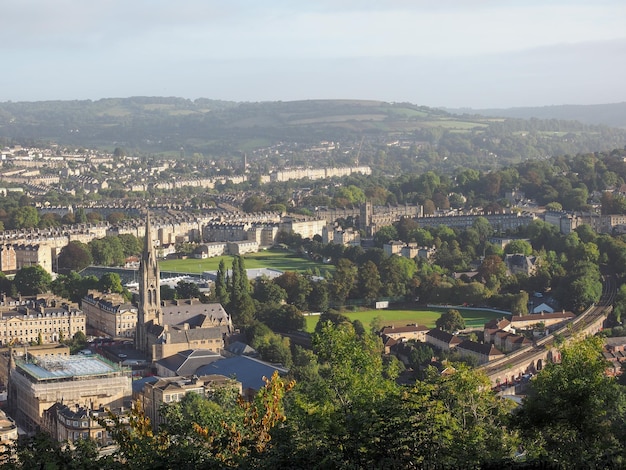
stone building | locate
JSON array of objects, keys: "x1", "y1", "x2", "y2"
[
  {"x1": 42, "y1": 403, "x2": 130, "y2": 446},
  {"x1": 8, "y1": 354, "x2": 131, "y2": 432},
  {"x1": 0, "y1": 295, "x2": 86, "y2": 346},
  {"x1": 81, "y1": 291, "x2": 137, "y2": 338}
]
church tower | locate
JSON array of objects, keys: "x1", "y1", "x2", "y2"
[{"x1": 135, "y1": 211, "x2": 161, "y2": 354}]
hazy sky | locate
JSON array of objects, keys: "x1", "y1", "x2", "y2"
[{"x1": 1, "y1": 0, "x2": 625, "y2": 108}]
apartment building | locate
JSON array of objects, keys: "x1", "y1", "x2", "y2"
[
  {"x1": 81, "y1": 290, "x2": 137, "y2": 338},
  {"x1": 0, "y1": 296, "x2": 86, "y2": 346}
]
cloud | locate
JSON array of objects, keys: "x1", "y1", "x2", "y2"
[{"x1": 0, "y1": 1, "x2": 625, "y2": 106}]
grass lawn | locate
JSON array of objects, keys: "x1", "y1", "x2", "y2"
[
  {"x1": 304, "y1": 307, "x2": 506, "y2": 333},
  {"x1": 160, "y1": 249, "x2": 333, "y2": 275}
]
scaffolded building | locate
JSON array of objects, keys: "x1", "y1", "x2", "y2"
[{"x1": 8, "y1": 353, "x2": 131, "y2": 432}]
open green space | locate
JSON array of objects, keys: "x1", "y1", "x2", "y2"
[
  {"x1": 159, "y1": 249, "x2": 333, "y2": 275},
  {"x1": 304, "y1": 307, "x2": 506, "y2": 333}
]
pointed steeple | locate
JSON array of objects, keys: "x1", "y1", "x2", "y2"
[{"x1": 135, "y1": 210, "x2": 161, "y2": 356}]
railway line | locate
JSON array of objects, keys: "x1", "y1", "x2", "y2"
[{"x1": 479, "y1": 274, "x2": 616, "y2": 385}]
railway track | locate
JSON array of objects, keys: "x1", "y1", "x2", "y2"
[{"x1": 480, "y1": 274, "x2": 616, "y2": 381}]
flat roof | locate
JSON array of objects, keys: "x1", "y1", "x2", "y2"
[{"x1": 17, "y1": 354, "x2": 121, "y2": 381}]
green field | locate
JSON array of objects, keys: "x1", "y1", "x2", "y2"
[
  {"x1": 160, "y1": 249, "x2": 333, "y2": 275},
  {"x1": 305, "y1": 307, "x2": 506, "y2": 333}
]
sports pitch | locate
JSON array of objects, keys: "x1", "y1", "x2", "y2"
[
  {"x1": 304, "y1": 307, "x2": 506, "y2": 333},
  {"x1": 159, "y1": 249, "x2": 333, "y2": 275}
]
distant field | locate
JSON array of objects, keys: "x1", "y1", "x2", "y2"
[
  {"x1": 159, "y1": 249, "x2": 333, "y2": 275},
  {"x1": 424, "y1": 119, "x2": 489, "y2": 129},
  {"x1": 304, "y1": 307, "x2": 505, "y2": 333}
]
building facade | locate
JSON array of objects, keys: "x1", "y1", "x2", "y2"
[
  {"x1": 0, "y1": 296, "x2": 86, "y2": 346},
  {"x1": 81, "y1": 291, "x2": 137, "y2": 338}
]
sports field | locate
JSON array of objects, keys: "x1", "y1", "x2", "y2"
[
  {"x1": 304, "y1": 307, "x2": 506, "y2": 333},
  {"x1": 159, "y1": 249, "x2": 333, "y2": 275}
]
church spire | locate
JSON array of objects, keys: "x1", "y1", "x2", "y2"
[{"x1": 135, "y1": 210, "x2": 161, "y2": 356}]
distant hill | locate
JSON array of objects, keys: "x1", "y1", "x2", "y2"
[
  {"x1": 1, "y1": 98, "x2": 625, "y2": 165},
  {"x1": 0, "y1": 97, "x2": 487, "y2": 153},
  {"x1": 445, "y1": 102, "x2": 626, "y2": 129}
]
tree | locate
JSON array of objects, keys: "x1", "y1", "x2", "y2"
[
  {"x1": 51, "y1": 272, "x2": 98, "y2": 303},
  {"x1": 242, "y1": 195, "x2": 266, "y2": 213},
  {"x1": 274, "y1": 271, "x2": 311, "y2": 310},
  {"x1": 510, "y1": 291, "x2": 529, "y2": 315},
  {"x1": 13, "y1": 265, "x2": 52, "y2": 295},
  {"x1": 278, "y1": 322, "x2": 398, "y2": 466},
  {"x1": 515, "y1": 337, "x2": 626, "y2": 466},
  {"x1": 160, "y1": 284, "x2": 177, "y2": 301},
  {"x1": 38, "y1": 212, "x2": 61, "y2": 229},
  {"x1": 89, "y1": 236, "x2": 125, "y2": 266},
  {"x1": 396, "y1": 217, "x2": 419, "y2": 243},
  {"x1": 4, "y1": 430, "x2": 106, "y2": 470},
  {"x1": 105, "y1": 372, "x2": 293, "y2": 469},
  {"x1": 379, "y1": 255, "x2": 417, "y2": 298},
  {"x1": 613, "y1": 284, "x2": 626, "y2": 324},
  {"x1": 74, "y1": 207, "x2": 88, "y2": 223},
  {"x1": 57, "y1": 240, "x2": 93, "y2": 272},
  {"x1": 176, "y1": 280, "x2": 201, "y2": 299},
  {"x1": 9, "y1": 206, "x2": 39, "y2": 229},
  {"x1": 118, "y1": 233, "x2": 141, "y2": 257},
  {"x1": 98, "y1": 272, "x2": 124, "y2": 294},
  {"x1": 373, "y1": 225, "x2": 398, "y2": 247},
  {"x1": 357, "y1": 260, "x2": 382, "y2": 302},
  {"x1": 477, "y1": 254, "x2": 507, "y2": 282},
  {"x1": 215, "y1": 259, "x2": 230, "y2": 306},
  {"x1": 330, "y1": 258, "x2": 357, "y2": 305},
  {"x1": 254, "y1": 332, "x2": 293, "y2": 366},
  {"x1": 385, "y1": 364, "x2": 519, "y2": 467},
  {"x1": 229, "y1": 256, "x2": 254, "y2": 326},
  {"x1": 435, "y1": 309, "x2": 466, "y2": 332},
  {"x1": 258, "y1": 304, "x2": 305, "y2": 333},
  {"x1": 504, "y1": 239, "x2": 533, "y2": 255},
  {"x1": 106, "y1": 211, "x2": 126, "y2": 225},
  {"x1": 307, "y1": 279, "x2": 330, "y2": 312},
  {"x1": 253, "y1": 275, "x2": 287, "y2": 304}
]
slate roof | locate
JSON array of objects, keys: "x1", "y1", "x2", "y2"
[
  {"x1": 225, "y1": 341, "x2": 258, "y2": 357},
  {"x1": 155, "y1": 349, "x2": 222, "y2": 376},
  {"x1": 196, "y1": 356, "x2": 288, "y2": 391},
  {"x1": 426, "y1": 328, "x2": 462, "y2": 345},
  {"x1": 160, "y1": 301, "x2": 229, "y2": 328},
  {"x1": 132, "y1": 376, "x2": 159, "y2": 395},
  {"x1": 510, "y1": 312, "x2": 574, "y2": 323},
  {"x1": 484, "y1": 318, "x2": 511, "y2": 330},
  {"x1": 380, "y1": 324, "x2": 429, "y2": 335},
  {"x1": 457, "y1": 340, "x2": 504, "y2": 357}
]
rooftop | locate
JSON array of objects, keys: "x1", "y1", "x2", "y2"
[{"x1": 16, "y1": 354, "x2": 123, "y2": 381}]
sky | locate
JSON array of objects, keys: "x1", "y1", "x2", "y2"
[{"x1": 1, "y1": 0, "x2": 625, "y2": 108}]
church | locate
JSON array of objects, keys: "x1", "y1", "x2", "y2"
[{"x1": 135, "y1": 212, "x2": 232, "y2": 362}]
